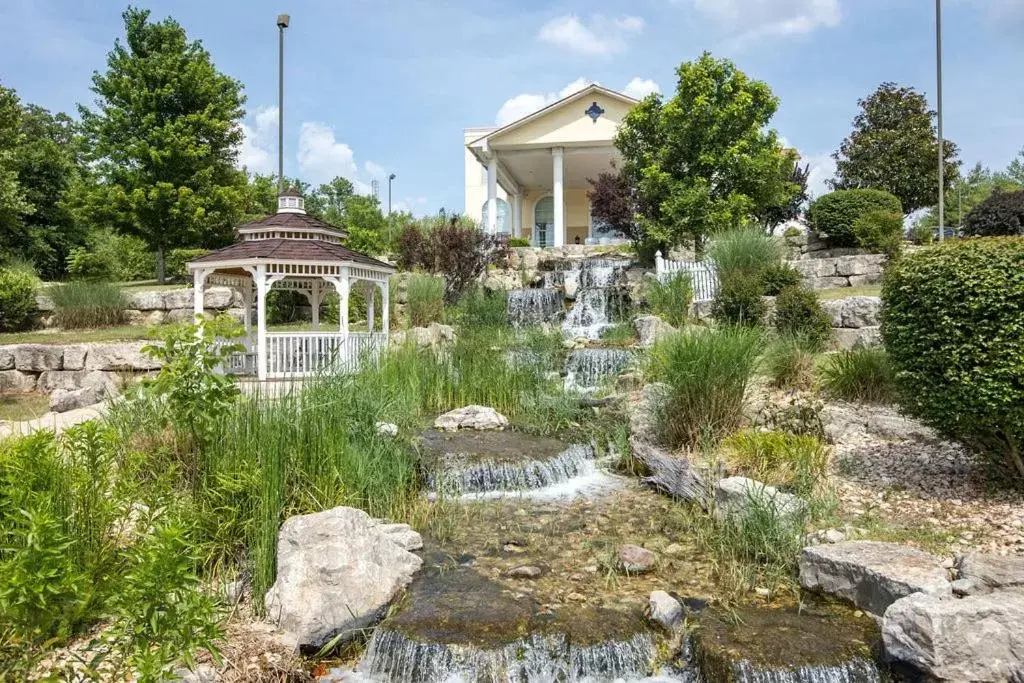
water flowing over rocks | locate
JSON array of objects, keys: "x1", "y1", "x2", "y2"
[
  {"x1": 263, "y1": 506, "x2": 422, "y2": 650},
  {"x1": 882, "y1": 590, "x2": 1024, "y2": 681},
  {"x1": 434, "y1": 405, "x2": 509, "y2": 432},
  {"x1": 798, "y1": 541, "x2": 951, "y2": 617},
  {"x1": 556, "y1": 258, "x2": 632, "y2": 339},
  {"x1": 564, "y1": 348, "x2": 633, "y2": 392},
  {"x1": 507, "y1": 289, "x2": 564, "y2": 327}
]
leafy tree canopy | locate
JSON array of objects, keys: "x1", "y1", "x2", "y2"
[
  {"x1": 615, "y1": 52, "x2": 797, "y2": 251},
  {"x1": 77, "y1": 6, "x2": 248, "y2": 282},
  {"x1": 756, "y1": 160, "x2": 809, "y2": 233},
  {"x1": 831, "y1": 82, "x2": 960, "y2": 214},
  {"x1": 0, "y1": 86, "x2": 34, "y2": 262}
]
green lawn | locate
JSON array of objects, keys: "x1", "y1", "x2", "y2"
[
  {"x1": 817, "y1": 284, "x2": 882, "y2": 300},
  {"x1": 0, "y1": 325, "x2": 163, "y2": 345},
  {"x1": 0, "y1": 393, "x2": 51, "y2": 422}
]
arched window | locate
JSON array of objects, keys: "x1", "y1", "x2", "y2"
[
  {"x1": 534, "y1": 196, "x2": 554, "y2": 247},
  {"x1": 481, "y1": 198, "x2": 510, "y2": 234}
]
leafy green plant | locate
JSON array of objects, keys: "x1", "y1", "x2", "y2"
[
  {"x1": 507, "y1": 237, "x2": 531, "y2": 248},
  {"x1": 645, "y1": 273, "x2": 693, "y2": 327},
  {"x1": 783, "y1": 226, "x2": 803, "y2": 239},
  {"x1": 166, "y1": 249, "x2": 210, "y2": 282},
  {"x1": 711, "y1": 273, "x2": 768, "y2": 328},
  {"x1": 962, "y1": 189, "x2": 1024, "y2": 237},
  {"x1": 807, "y1": 189, "x2": 903, "y2": 247},
  {"x1": 49, "y1": 281, "x2": 129, "y2": 329},
  {"x1": 406, "y1": 273, "x2": 446, "y2": 327},
  {"x1": 708, "y1": 227, "x2": 784, "y2": 283},
  {"x1": 721, "y1": 429, "x2": 829, "y2": 497},
  {"x1": 647, "y1": 326, "x2": 763, "y2": 449},
  {"x1": 759, "y1": 263, "x2": 802, "y2": 296},
  {"x1": 763, "y1": 334, "x2": 816, "y2": 390},
  {"x1": 67, "y1": 229, "x2": 155, "y2": 282},
  {"x1": 852, "y1": 209, "x2": 904, "y2": 258},
  {"x1": 883, "y1": 238, "x2": 1024, "y2": 483},
  {"x1": 910, "y1": 222, "x2": 935, "y2": 245},
  {"x1": 773, "y1": 285, "x2": 832, "y2": 351},
  {"x1": 0, "y1": 266, "x2": 38, "y2": 332},
  {"x1": 820, "y1": 348, "x2": 896, "y2": 404}
]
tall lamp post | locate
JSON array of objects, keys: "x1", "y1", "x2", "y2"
[
  {"x1": 276, "y1": 14, "x2": 290, "y2": 192},
  {"x1": 935, "y1": 0, "x2": 945, "y2": 241},
  {"x1": 388, "y1": 173, "x2": 396, "y2": 214}
]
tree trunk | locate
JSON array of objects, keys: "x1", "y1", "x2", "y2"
[{"x1": 156, "y1": 245, "x2": 166, "y2": 285}]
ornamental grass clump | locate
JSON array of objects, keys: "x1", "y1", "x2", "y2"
[
  {"x1": 645, "y1": 272, "x2": 693, "y2": 327},
  {"x1": 647, "y1": 326, "x2": 764, "y2": 449},
  {"x1": 49, "y1": 281, "x2": 129, "y2": 329},
  {"x1": 883, "y1": 237, "x2": 1024, "y2": 485},
  {"x1": 819, "y1": 348, "x2": 896, "y2": 404}
]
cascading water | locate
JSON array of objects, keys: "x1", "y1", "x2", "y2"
[
  {"x1": 726, "y1": 657, "x2": 882, "y2": 682},
  {"x1": 559, "y1": 259, "x2": 631, "y2": 339},
  {"x1": 360, "y1": 628, "x2": 655, "y2": 683},
  {"x1": 426, "y1": 444, "x2": 597, "y2": 496},
  {"x1": 564, "y1": 348, "x2": 634, "y2": 392},
  {"x1": 508, "y1": 289, "x2": 564, "y2": 327}
]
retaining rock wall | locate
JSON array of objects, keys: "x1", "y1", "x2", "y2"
[
  {"x1": 789, "y1": 254, "x2": 886, "y2": 290},
  {"x1": 36, "y1": 286, "x2": 245, "y2": 328},
  {"x1": 822, "y1": 296, "x2": 882, "y2": 350}
]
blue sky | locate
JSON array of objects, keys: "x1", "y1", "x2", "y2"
[{"x1": 2, "y1": 0, "x2": 1022, "y2": 216}]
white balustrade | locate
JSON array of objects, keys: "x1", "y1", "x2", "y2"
[
  {"x1": 654, "y1": 251, "x2": 719, "y2": 303},
  {"x1": 263, "y1": 331, "x2": 388, "y2": 378}
]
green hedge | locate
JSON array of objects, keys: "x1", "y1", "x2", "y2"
[
  {"x1": 882, "y1": 238, "x2": 1024, "y2": 484},
  {"x1": 962, "y1": 189, "x2": 1024, "y2": 237},
  {"x1": 0, "y1": 267, "x2": 38, "y2": 332},
  {"x1": 808, "y1": 189, "x2": 903, "y2": 248}
]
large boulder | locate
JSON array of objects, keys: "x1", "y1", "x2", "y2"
[
  {"x1": 63, "y1": 345, "x2": 88, "y2": 371},
  {"x1": 127, "y1": 290, "x2": 169, "y2": 311},
  {"x1": 957, "y1": 553, "x2": 1024, "y2": 595},
  {"x1": 715, "y1": 477, "x2": 807, "y2": 522},
  {"x1": 49, "y1": 372, "x2": 119, "y2": 413},
  {"x1": 264, "y1": 506, "x2": 422, "y2": 650},
  {"x1": 833, "y1": 327, "x2": 881, "y2": 350},
  {"x1": 0, "y1": 346, "x2": 14, "y2": 370},
  {"x1": 0, "y1": 370, "x2": 37, "y2": 393},
  {"x1": 13, "y1": 344, "x2": 63, "y2": 371},
  {"x1": 835, "y1": 254, "x2": 886, "y2": 277},
  {"x1": 634, "y1": 315, "x2": 676, "y2": 349},
  {"x1": 84, "y1": 342, "x2": 161, "y2": 371},
  {"x1": 434, "y1": 405, "x2": 509, "y2": 432},
  {"x1": 799, "y1": 541, "x2": 951, "y2": 617},
  {"x1": 882, "y1": 591, "x2": 1024, "y2": 681},
  {"x1": 838, "y1": 296, "x2": 881, "y2": 328},
  {"x1": 629, "y1": 383, "x2": 668, "y2": 445}
]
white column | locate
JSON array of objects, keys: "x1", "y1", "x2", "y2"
[
  {"x1": 512, "y1": 192, "x2": 522, "y2": 238},
  {"x1": 381, "y1": 280, "x2": 390, "y2": 337},
  {"x1": 552, "y1": 147, "x2": 565, "y2": 248},
  {"x1": 310, "y1": 281, "x2": 322, "y2": 331},
  {"x1": 365, "y1": 282, "x2": 376, "y2": 333},
  {"x1": 339, "y1": 268, "x2": 350, "y2": 336},
  {"x1": 242, "y1": 282, "x2": 253, "y2": 338},
  {"x1": 192, "y1": 268, "x2": 209, "y2": 320},
  {"x1": 486, "y1": 156, "x2": 498, "y2": 235},
  {"x1": 255, "y1": 265, "x2": 268, "y2": 381}
]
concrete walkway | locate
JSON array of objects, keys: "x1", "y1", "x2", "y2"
[{"x1": 0, "y1": 402, "x2": 108, "y2": 440}]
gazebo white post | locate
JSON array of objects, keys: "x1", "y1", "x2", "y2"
[
  {"x1": 242, "y1": 281, "x2": 253, "y2": 340},
  {"x1": 192, "y1": 268, "x2": 211, "y2": 320},
  {"x1": 310, "y1": 280, "x2": 322, "y2": 331},
  {"x1": 364, "y1": 281, "x2": 375, "y2": 333},
  {"x1": 381, "y1": 279, "x2": 390, "y2": 337},
  {"x1": 254, "y1": 265, "x2": 269, "y2": 381},
  {"x1": 552, "y1": 147, "x2": 565, "y2": 248}
]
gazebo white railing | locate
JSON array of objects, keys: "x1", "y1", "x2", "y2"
[{"x1": 265, "y1": 331, "x2": 387, "y2": 378}]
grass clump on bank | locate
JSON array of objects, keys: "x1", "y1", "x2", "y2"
[
  {"x1": 763, "y1": 334, "x2": 817, "y2": 390},
  {"x1": 645, "y1": 273, "x2": 693, "y2": 327},
  {"x1": 720, "y1": 429, "x2": 829, "y2": 498},
  {"x1": 647, "y1": 326, "x2": 763, "y2": 449},
  {"x1": 405, "y1": 273, "x2": 446, "y2": 327},
  {"x1": 820, "y1": 348, "x2": 896, "y2": 404},
  {"x1": 49, "y1": 281, "x2": 129, "y2": 329}
]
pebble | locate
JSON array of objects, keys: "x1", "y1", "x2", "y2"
[{"x1": 505, "y1": 565, "x2": 543, "y2": 579}]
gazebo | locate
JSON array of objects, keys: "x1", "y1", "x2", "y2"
[{"x1": 187, "y1": 189, "x2": 396, "y2": 380}]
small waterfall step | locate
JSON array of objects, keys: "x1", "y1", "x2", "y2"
[
  {"x1": 558, "y1": 258, "x2": 632, "y2": 340},
  {"x1": 508, "y1": 289, "x2": 564, "y2": 327},
  {"x1": 564, "y1": 348, "x2": 634, "y2": 392}
]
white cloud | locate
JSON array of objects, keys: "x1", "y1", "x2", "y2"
[
  {"x1": 495, "y1": 78, "x2": 595, "y2": 126},
  {"x1": 623, "y1": 77, "x2": 661, "y2": 100},
  {"x1": 297, "y1": 121, "x2": 360, "y2": 187},
  {"x1": 690, "y1": 0, "x2": 840, "y2": 45},
  {"x1": 803, "y1": 153, "x2": 837, "y2": 199},
  {"x1": 364, "y1": 161, "x2": 387, "y2": 180},
  {"x1": 238, "y1": 106, "x2": 278, "y2": 174},
  {"x1": 537, "y1": 14, "x2": 644, "y2": 57}
]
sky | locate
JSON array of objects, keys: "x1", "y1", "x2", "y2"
[{"x1": 1, "y1": 0, "x2": 1022, "y2": 216}]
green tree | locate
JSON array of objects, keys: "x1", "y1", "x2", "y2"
[
  {"x1": 78, "y1": 7, "x2": 247, "y2": 282},
  {"x1": 615, "y1": 52, "x2": 797, "y2": 252},
  {"x1": 831, "y1": 83, "x2": 960, "y2": 214},
  {"x1": 0, "y1": 86, "x2": 34, "y2": 263},
  {"x1": 306, "y1": 176, "x2": 387, "y2": 255},
  {"x1": 913, "y1": 161, "x2": 1023, "y2": 233}
]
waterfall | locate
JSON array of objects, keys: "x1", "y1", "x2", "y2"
[
  {"x1": 564, "y1": 348, "x2": 634, "y2": 392},
  {"x1": 560, "y1": 259, "x2": 631, "y2": 339},
  {"x1": 426, "y1": 444, "x2": 596, "y2": 496},
  {"x1": 724, "y1": 657, "x2": 882, "y2": 682},
  {"x1": 508, "y1": 289, "x2": 564, "y2": 327},
  {"x1": 360, "y1": 628, "x2": 654, "y2": 682}
]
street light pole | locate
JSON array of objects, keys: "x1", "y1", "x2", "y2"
[
  {"x1": 388, "y1": 173, "x2": 396, "y2": 214},
  {"x1": 936, "y1": 0, "x2": 945, "y2": 241},
  {"x1": 276, "y1": 14, "x2": 290, "y2": 193}
]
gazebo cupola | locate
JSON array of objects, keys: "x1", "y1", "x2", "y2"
[{"x1": 187, "y1": 189, "x2": 395, "y2": 380}]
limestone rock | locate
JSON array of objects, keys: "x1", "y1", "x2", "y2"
[
  {"x1": 833, "y1": 327, "x2": 881, "y2": 350},
  {"x1": 376, "y1": 422, "x2": 399, "y2": 437},
  {"x1": 617, "y1": 544, "x2": 656, "y2": 574},
  {"x1": 164, "y1": 288, "x2": 195, "y2": 310},
  {"x1": 34, "y1": 292, "x2": 55, "y2": 312},
  {"x1": 434, "y1": 405, "x2": 509, "y2": 432},
  {"x1": 37, "y1": 370, "x2": 87, "y2": 392},
  {"x1": 821, "y1": 299, "x2": 845, "y2": 328},
  {"x1": 13, "y1": 344, "x2": 63, "y2": 371},
  {"x1": 0, "y1": 346, "x2": 13, "y2": 370},
  {"x1": 264, "y1": 506, "x2": 422, "y2": 649},
  {"x1": 957, "y1": 552, "x2": 1024, "y2": 594},
  {"x1": 203, "y1": 286, "x2": 234, "y2": 310},
  {"x1": 634, "y1": 315, "x2": 676, "y2": 349},
  {"x1": 377, "y1": 523, "x2": 423, "y2": 551},
  {"x1": 125, "y1": 309, "x2": 167, "y2": 327},
  {"x1": 84, "y1": 342, "x2": 160, "y2": 371},
  {"x1": 165, "y1": 308, "x2": 215, "y2": 324},
  {"x1": 49, "y1": 372, "x2": 118, "y2": 413},
  {"x1": 649, "y1": 590, "x2": 683, "y2": 629},
  {"x1": 63, "y1": 345, "x2": 88, "y2": 371},
  {"x1": 836, "y1": 254, "x2": 885, "y2": 277},
  {"x1": 390, "y1": 323, "x2": 456, "y2": 349},
  {"x1": 171, "y1": 664, "x2": 219, "y2": 683},
  {"x1": 505, "y1": 565, "x2": 543, "y2": 579},
  {"x1": 629, "y1": 383, "x2": 669, "y2": 445},
  {"x1": 840, "y1": 297, "x2": 881, "y2": 328},
  {"x1": 715, "y1": 477, "x2": 807, "y2": 522},
  {"x1": 792, "y1": 258, "x2": 838, "y2": 279},
  {"x1": 0, "y1": 370, "x2": 37, "y2": 392},
  {"x1": 882, "y1": 591, "x2": 1024, "y2": 681},
  {"x1": 126, "y1": 290, "x2": 168, "y2": 311},
  {"x1": 799, "y1": 541, "x2": 951, "y2": 617}
]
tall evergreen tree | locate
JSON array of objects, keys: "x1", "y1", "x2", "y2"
[{"x1": 79, "y1": 7, "x2": 247, "y2": 282}]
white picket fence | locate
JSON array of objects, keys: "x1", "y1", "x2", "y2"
[
  {"x1": 263, "y1": 332, "x2": 387, "y2": 378},
  {"x1": 654, "y1": 251, "x2": 719, "y2": 302}
]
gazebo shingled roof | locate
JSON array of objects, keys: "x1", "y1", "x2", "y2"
[
  {"x1": 235, "y1": 209, "x2": 348, "y2": 237},
  {"x1": 192, "y1": 238, "x2": 389, "y2": 269}
]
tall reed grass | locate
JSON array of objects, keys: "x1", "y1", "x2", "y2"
[
  {"x1": 405, "y1": 273, "x2": 445, "y2": 327},
  {"x1": 708, "y1": 227, "x2": 784, "y2": 283},
  {"x1": 49, "y1": 281, "x2": 129, "y2": 329}
]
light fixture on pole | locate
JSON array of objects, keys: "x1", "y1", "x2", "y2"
[
  {"x1": 388, "y1": 173, "x2": 396, "y2": 214},
  {"x1": 935, "y1": 0, "x2": 945, "y2": 241},
  {"x1": 276, "y1": 13, "x2": 290, "y2": 193}
]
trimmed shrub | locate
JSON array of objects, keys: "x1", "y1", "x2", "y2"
[
  {"x1": 773, "y1": 285, "x2": 832, "y2": 351},
  {"x1": 647, "y1": 326, "x2": 763, "y2": 449},
  {"x1": 807, "y1": 189, "x2": 903, "y2": 247},
  {"x1": 759, "y1": 263, "x2": 802, "y2": 296},
  {"x1": 721, "y1": 429, "x2": 829, "y2": 497},
  {"x1": 166, "y1": 249, "x2": 210, "y2": 282},
  {"x1": 852, "y1": 209, "x2": 904, "y2": 258},
  {"x1": 49, "y1": 282, "x2": 129, "y2": 329},
  {"x1": 962, "y1": 189, "x2": 1024, "y2": 237},
  {"x1": 0, "y1": 267, "x2": 38, "y2": 332},
  {"x1": 708, "y1": 227, "x2": 783, "y2": 283},
  {"x1": 883, "y1": 238, "x2": 1024, "y2": 483},
  {"x1": 711, "y1": 273, "x2": 768, "y2": 327},
  {"x1": 645, "y1": 273, "x2": 693, "y2": 327},
  {"x1": 820, "y1": 348, "x2": 896, "y2": 404},
  {"x1": 507, "y1": 237, "x2": 531, "y2": 248}
]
